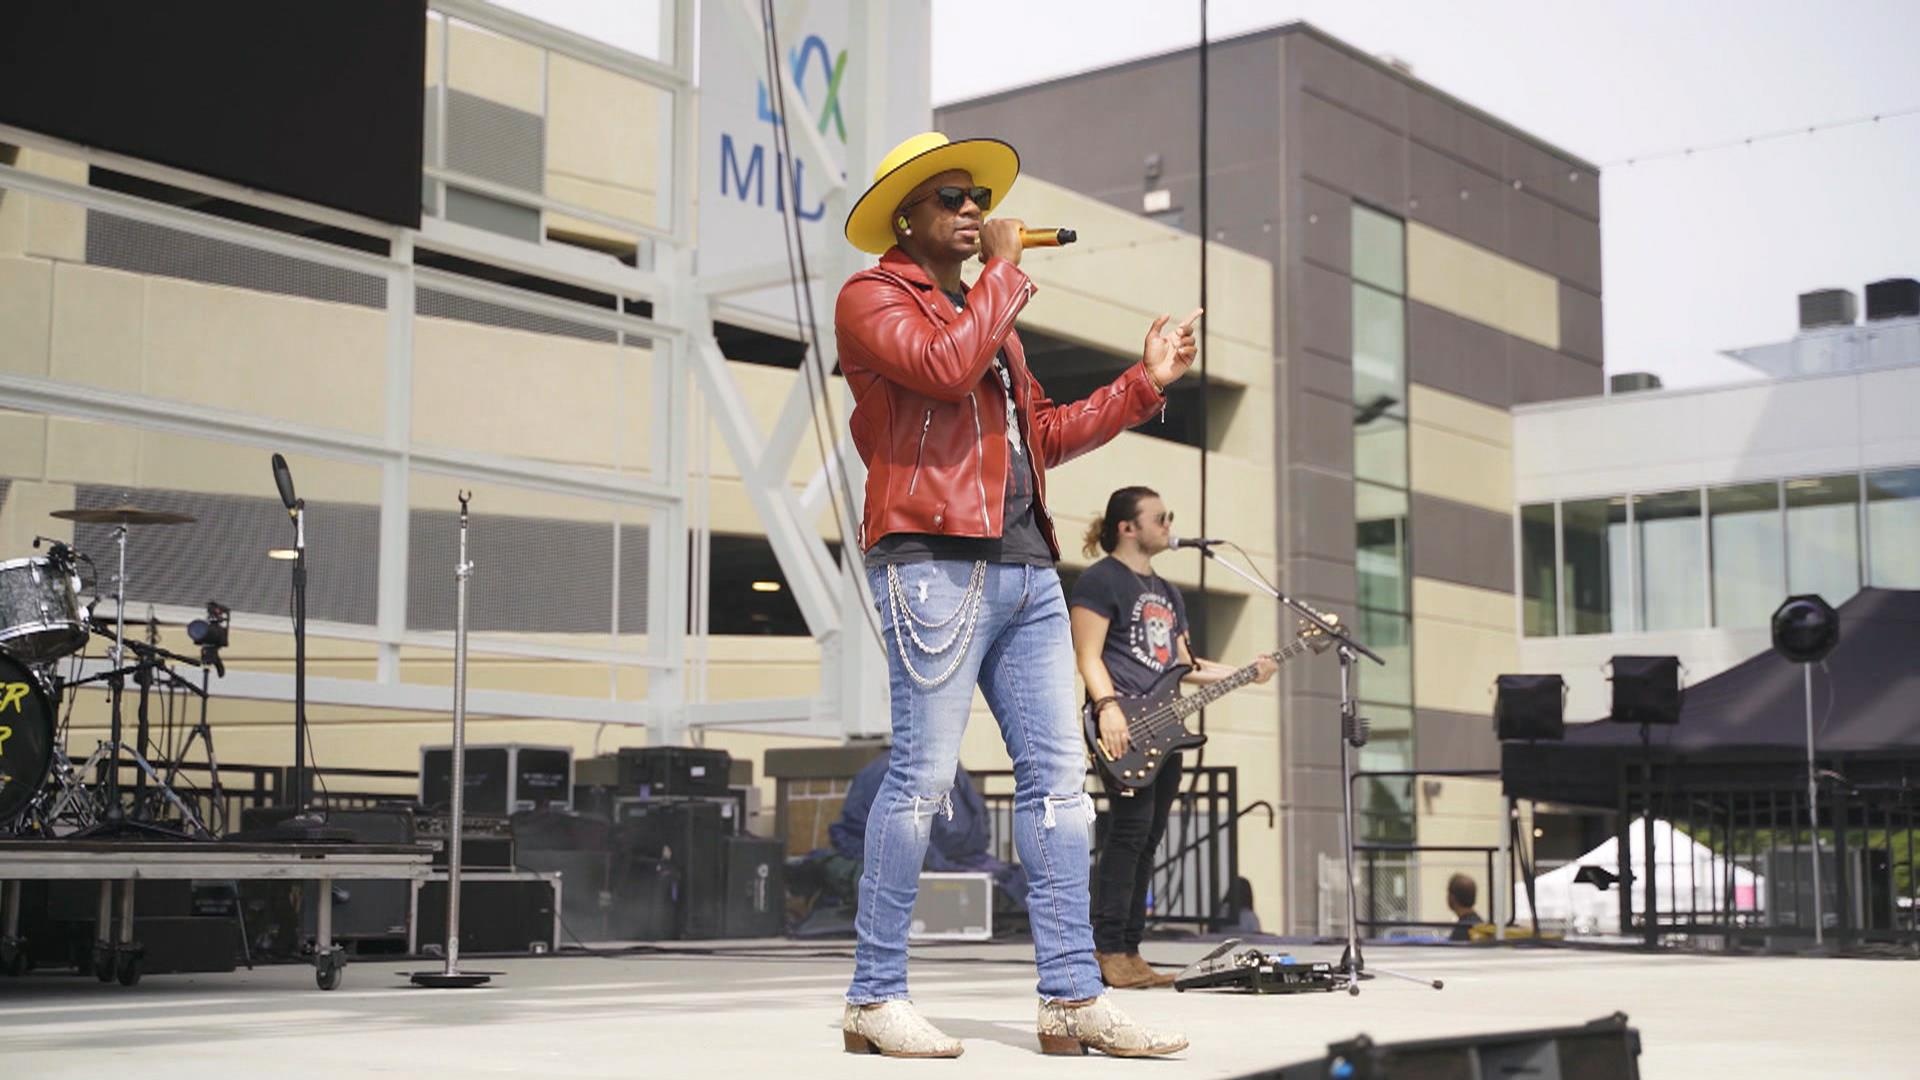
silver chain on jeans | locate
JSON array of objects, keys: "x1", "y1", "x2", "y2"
[{"x1": 885, "y1": 560, "x2": 987, "y2": 689}]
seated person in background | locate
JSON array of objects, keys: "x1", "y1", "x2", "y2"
[
  {"x1": 1447, "y1": 872, "x2": 1484, "y2": 941},
  {"x1": 832, "y1": 756, "x2": 1029, "y2": 912}
]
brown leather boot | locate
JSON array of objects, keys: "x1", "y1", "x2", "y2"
[
  {"x1": 1131, "y1": 954, "x2": 1179, "y2": 988},
  {"x1": 1096, "y1": 951, "x2": 1151, "y2": 989}
]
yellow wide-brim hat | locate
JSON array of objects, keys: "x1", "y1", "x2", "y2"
[{"x1": 844, "y1": 131, "x2": 1020, "y2": 255}]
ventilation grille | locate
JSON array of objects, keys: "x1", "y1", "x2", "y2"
[
  {"x1": 443, "y1": 87, "x2": 546, "y2": 195},
  {"x1": 85, "y1": 212, "x2": 385, "y2": 310},
  {"x1": 406, "y1": 509, "x2": 648, "y2": 634},
  {"x1": 417, "y1": 286, "x2": 616, "y2": 344},
  {"x1": 68, "y1": 485, "x2": 380, "y2": 626}
]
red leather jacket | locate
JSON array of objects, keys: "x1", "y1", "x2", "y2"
[{"x1": 835, "y1": 247, "x2": 1168, "y2": 559}]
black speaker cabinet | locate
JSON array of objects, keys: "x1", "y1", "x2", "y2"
[
  {"x1": 1495, "y1": 674, "x2": 1566, "y2": 741},
  {"x1": 1609, "y1": 655, "x2": 1681, "y2": 726},
  {"x1": 622, "y1": 800, "x2": 726, "y2": 938},
  {"x1": 616, "y1": 746, "x2": 732, "y2": 798},
  {"x1": 1261, "y1": 1012, "x2": 1641, "y2": 1080},
  {"x1": 720, "y1": 835, "x2": 786, "y2": 939},
  {"x1": 421, "y1": 744, "x2": 574, "y2": 815}
]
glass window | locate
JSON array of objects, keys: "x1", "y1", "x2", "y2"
[
  {"x1": 1709, "y1": 483, "x2": 1783, "y2": 628},
  {"x1": 1355, "y1": 609, "x2": 1412, "y2": 707},
  {"x1": 1357, "y1": 484, "x2": 1409, "y2": 613},
  {"x1": 1351, "y1": 204, "x2": 1405, "y2": 295},
  {"x1": 1352, "y1": 283, "x2": 1405, "y2": 414},
  {"x1": 1866, "y1": 467, "x2": 1920, "y2": 587},
  {"x1": 1356, "y1": 708, "x2": 1413, "y2": 843},
  {"x1": 1354, "y1": 413, "x2": 1408, "y2": 487},
  {"x1": 1562, "y1": 498, "x2": 1628, "y2": 634},
  {"x1": 1520, "y1": 503, "x2": 1558, "y2": 637},
  {"x1": 1635, "y1": 489, "x2": 1706, "y2": 631},
  {"x1": 1786, "y1": 475, "x2": 1861, "y2": 603}
]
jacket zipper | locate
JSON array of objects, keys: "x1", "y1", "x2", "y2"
[
  {"x1": 969, "y1": 392, "x2": 991, "y2": 532},
  {"x1": 908, "y1": 408, "x2": 932, "y2": 494}
]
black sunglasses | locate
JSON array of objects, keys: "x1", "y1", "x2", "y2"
[
  {"x1": 1136, "y1": 511, "x2": 1174, "y2": 527},
  {"x1": 901, "y1": 185, "x2": 992, "y2": 215}
]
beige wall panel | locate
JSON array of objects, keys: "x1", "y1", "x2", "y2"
[
  {"x1": 1406, "y1": 223, "x2": 1559, "y2": 350},
  {"x1": 1190, "y1": 729, "x2": 1285, "y2": 933},
  {"x1": 547, "y1": 54, "x2": 663, "y2": 213},
  {"x1": 0, "y1": 186, "x2": 27, "y2": 255},
  {"x1": 0, "y1": 480, "x2": 72, "y2": 557},
  {"x1": 0, "y1": 410, "x2": 47, "y2": 477},
  {"x1": 1408, "y1": 426, "x2": 1512, "y2": 515},
  {"x1": 44, "y1": 417, "x2": 138, "y2": 488},
  {"x1": 1409, "y1": 386, "x2": 1512, "y2": 449},
  {"x1": 447, "y1": 21, "x2": 544, "y2": 114},
  {"x1": 412, "y1": 316, "x2": 625, "y2": 466},
  {"x1": 1414, "y1": 776, "x2": 1504, "y2": 924},
  {"x1": 50, "y1": 262, "x2": 147, "y2": 390},
  {"x1": 1413, "y1": 577, "x2": 1515, "y2": 632},
  {"x1": 0, "y1": 255, "x2": 52, "y2": 377},
  {"x1": 425, "y1": 13, "x2": 443, "y2": 87},
  {"x1": 133, "y1": 432, "x2": 380, "y2": 503},
  {"x1": 1412, "y1": 613, "x2": 1517, "y2": 716},
  {"x1": 16, "y1": 150, "x2": 88, "y2": 262},
  {"x1": 144, "y1": 279, "x2": 386, "y2": 436}
]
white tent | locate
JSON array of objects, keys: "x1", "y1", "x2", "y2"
[{"x1": 1514, "y1": 817, "x2": 1763, "y2": 936}]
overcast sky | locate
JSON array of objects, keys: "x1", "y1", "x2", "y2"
[{"x1": 498, "y1": 0, "x2": 1920, "y2": 390}]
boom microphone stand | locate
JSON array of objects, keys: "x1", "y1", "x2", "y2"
[{"x1": 1184, "y1": 540, "x2": 1443, "y2": 996}]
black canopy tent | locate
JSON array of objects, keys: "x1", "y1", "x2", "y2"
[{"x1": 1504, "y1": 587, "x2": 1920, "y2": 807}]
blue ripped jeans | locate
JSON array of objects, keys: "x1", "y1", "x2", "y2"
[{"x1": 846, "y1": 560, "x2": 1101, "y2": 1004}]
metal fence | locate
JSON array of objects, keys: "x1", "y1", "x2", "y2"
[
  {"x1": 1618, "y1": 755, "x2": 1920, "y2": 949},
  {"x1": 972, "y1": 766, "x2": 1252, "y2": 932}
]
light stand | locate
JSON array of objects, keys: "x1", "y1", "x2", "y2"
[
  {"x1": 1772, "y1": 594, "x2": 1840, "y2": 951},
  {"x1": 1194, "y1": 545, "x2": 1442, "y2": 995}
]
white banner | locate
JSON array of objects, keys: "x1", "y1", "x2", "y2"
[{"x1": 695, "y1": 0, "x2": 929, "y2": 330}]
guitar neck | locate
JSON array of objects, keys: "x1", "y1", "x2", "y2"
[{"x1": 1164, "y1": 637, "x2": 1313, "y2": 723}]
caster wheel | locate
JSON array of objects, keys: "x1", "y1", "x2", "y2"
[
  {"x1": 315, "y1": 954, "x2": 345, "y2": 991},
  {"x1": 114, "y1": 951, "x2": 141, "y2": 987},
  {"x1": 1346, "y1": 984, "x2": 1360, "y2": 997}
]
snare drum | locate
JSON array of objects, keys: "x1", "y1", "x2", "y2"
[
  {"x1": 0, "y1": 554, "x2": 89, "y2": 665},
  {"x1": 0, "y1": 651, "x2": 56, "y2": 831}
]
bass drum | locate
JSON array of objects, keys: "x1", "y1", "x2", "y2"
[{"x1": 0, "y1": 652, "x2": 56, "y2": 832}]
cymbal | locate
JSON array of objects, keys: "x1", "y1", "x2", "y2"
[{"x1": 51, "y1": 504, "x2": 197, "y2": 526}]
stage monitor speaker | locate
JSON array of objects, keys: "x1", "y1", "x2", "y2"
[
  {"x1": 1865, "y1": 277, "x2": 1920, "y2": 321},
  {"x1": 1608, "y1": 656, "x2": 1681, "y2": 726},
  {"x1": 1258, "y1": 1012, "x2": 1641, "y2": 1080},
  {"x1": 1494, "y1": 674, "x2": 1566, "y2": 741}
]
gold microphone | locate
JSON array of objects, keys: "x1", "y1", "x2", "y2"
[{"x1": 1020, "y1": 227, "x2": 1078, "y2": 248}]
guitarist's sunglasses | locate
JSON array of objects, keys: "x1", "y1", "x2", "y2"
[{"x1": 1138, "y1": 511, "x2": 1174, "y2": 526}]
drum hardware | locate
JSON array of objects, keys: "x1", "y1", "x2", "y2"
[
  {"x1": 42, "y1": 504, "x2": 211, "y2": 840},
  {"x1": 165, "y1": 602, "x2": 230, "y2": 834}
]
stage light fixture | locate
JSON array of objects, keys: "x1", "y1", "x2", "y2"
[
  {"x1": 1494, "y1": 674, "x2": 1566, "y2": 741},
  {"x1": 1771, "y1": 594, "x2": 1839, "y2": 663},
  {"x1": 750, "y1": 580, "x2": 782, "y2": 593},
  {"x1": 268, "y1": 547, "x2": 298, "y2": 561},
  {"x1": 1608, "y1": 655, "x2": 1681, "y2": 726}
]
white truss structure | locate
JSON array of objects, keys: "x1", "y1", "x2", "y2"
[{"x1": 0, "y1": 0, "x2": 904, "y2": 745}]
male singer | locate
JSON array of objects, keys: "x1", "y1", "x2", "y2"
[{"x1": 834, "y1": 130, "x2": 1199, "y2": 1059}]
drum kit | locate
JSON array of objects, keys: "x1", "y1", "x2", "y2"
[{"x1": 0, "y1": 503, "x2": 226, "y2": 840}]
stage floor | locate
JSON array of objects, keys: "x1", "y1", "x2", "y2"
[{"x1": 0, "y1": 938, "x2": 1908, "y2": 1078}]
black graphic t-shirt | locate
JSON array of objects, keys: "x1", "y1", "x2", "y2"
[{"x1": 1069, "y1": 556, "x2": 1189, "y2": 697}]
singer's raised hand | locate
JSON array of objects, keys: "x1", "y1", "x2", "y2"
[
  {"x1": 980, "y1": 217, "x2": 1024, "y2": 268},
  {"x1": 1143, "y1": 307, "x2": 1203, "y2": 390}
]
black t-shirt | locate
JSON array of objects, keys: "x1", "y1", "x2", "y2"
[
  {"x1": 1068, "y1": 556, "x2": 1189, "y2": 697},
  {"x1": 865, "y1": 287, "x2": 1053, "y2": 567}
]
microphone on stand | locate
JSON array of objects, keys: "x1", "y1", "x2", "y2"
[
  {"x1": 1168, "y1": 533, "x2": 1226, "y2": 550},
  {"x1": 271, "y1": 453, "x2": 302, "y2": 515},
  {"x1": 1020, "y1": 227, "x2": 1077, "y2": 248}
]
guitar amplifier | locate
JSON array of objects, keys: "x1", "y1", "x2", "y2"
[
  {"x1": 720, "y1": 835, "x2": 786, "y2": 939},
  {"x1": 421, "y1": 744, "x2": 574, "y2": 816},
  {"x1": 909, "y1": 872, "x2": 993, "y2": 941},
  {"x1": 415, "y1": 813, "x2": 515, "y2": 870}
]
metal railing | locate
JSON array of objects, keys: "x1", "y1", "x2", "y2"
[
  {"x1": 1346, "y1": 769, "x2": 1513, "y2": 939},
  {"x1": 1618, "y1": 755, "x2": 1920, "y2": 949},
  {"x1": 973, "y1": 766, "x2": 1249, "y2": 931}
]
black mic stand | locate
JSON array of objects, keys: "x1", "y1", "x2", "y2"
[
  {"x1": 237, "y1": 487, "x2": 346, "y2": 843},
  {"x1": 1193, "y1": 544, "x2": 1443, "y2": 996}
]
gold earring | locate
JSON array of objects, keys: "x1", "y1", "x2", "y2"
[{"x1": 897, "y1": 216, "x2": 909, "y2": 232}]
